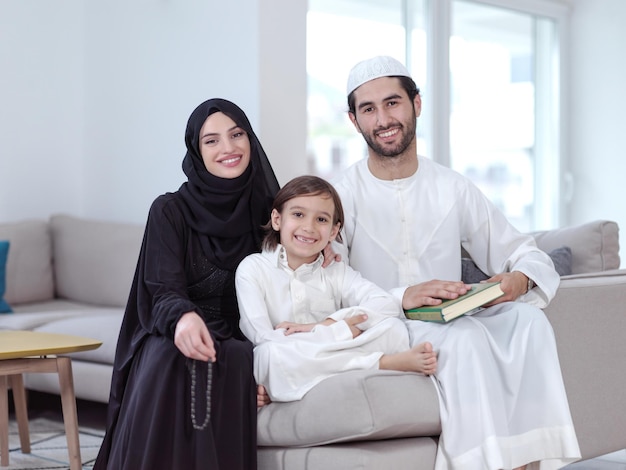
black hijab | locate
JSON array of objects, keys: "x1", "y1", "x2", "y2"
[{"x1": 178, "y1": 98, "x2": 280, "y2": 270}]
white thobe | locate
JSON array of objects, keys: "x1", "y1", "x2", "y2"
[
  {"x1": 333, "y1": 156, "x2": 581, "y2": 469},
  {"x1": 235, "y1": 245, "x2": 409, "y2": 402}
]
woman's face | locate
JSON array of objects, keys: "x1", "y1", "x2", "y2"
[{"x1": 198, "y1": 111, "x2": 251, "y2": 179}]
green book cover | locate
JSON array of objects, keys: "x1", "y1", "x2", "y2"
[{"x1": 404, "y1": 282, "x2": 504, "y2": 322}]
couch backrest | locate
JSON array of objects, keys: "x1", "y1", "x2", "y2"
[
  {"x1": 0, "y1": 219, "x2": 55, "y2": 305},
  {"x1": 50, "y1": 214, "x2": 144, "y2": 307},
  {"x1": 531, "y1": 219, "x2": 620, "y2": 275}
]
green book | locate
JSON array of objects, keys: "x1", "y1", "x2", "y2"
[{"x1": 404, "y1": 282, "x2": 504, "y2": 322}]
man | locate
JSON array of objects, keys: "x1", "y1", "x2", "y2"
[{"x1": 332, "y1": 55, "x2": 580, "y2": 470}]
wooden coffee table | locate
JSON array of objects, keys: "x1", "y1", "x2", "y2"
[{"x1": 0, "y1": 331, "x2": 102, "y2": 469}]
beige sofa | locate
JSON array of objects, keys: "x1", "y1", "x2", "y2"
[
  {"x1": 0, "y1": 214, "x2": 143, "y2": 403},
  {"x1": 1, "y1": 215, "x2": 624, "y2": 468},
  {"x1": 256, "y1": 219, "x2": 626, "y2": 469}
]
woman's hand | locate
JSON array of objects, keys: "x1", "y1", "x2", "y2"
[
  {"x1": 174, "y1": 311, "x2": 216, "y2": 362},
  {"x1": 257, "y1": 384, "x2": 271, "y2": 408}
]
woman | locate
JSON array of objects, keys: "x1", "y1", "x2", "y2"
[{"x1": 94, "y1": 98, "x2": 280, "y2": 469}]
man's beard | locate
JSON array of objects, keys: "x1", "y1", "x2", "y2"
[{"x1": 361, "y1": 114, "x2": 417, "y2": 158}]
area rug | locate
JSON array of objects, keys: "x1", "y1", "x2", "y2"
[{"x1": 4, "y1": 417, "x2": 104, "y2": 469}]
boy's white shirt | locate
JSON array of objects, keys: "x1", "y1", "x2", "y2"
[{"x1": 235, "y1": 244, "x2": 402, "y2": 347}]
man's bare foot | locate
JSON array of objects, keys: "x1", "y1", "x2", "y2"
[{"x1": 379, "y1": 342, "x2": 437, "y2": 375}]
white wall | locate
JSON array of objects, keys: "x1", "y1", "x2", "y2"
[
  {"x1": 0, "y1": 0, "x2": 306, "y2": 224},
  {"x1": 0, "y1": 1, "x2": 85, "y2": 219},
  {"x1": 569, "y1": 0, "x2": 626, "y2": 259},
  {"x1": 258, "y1": 2, "x2": 307, "y2": 185},
  {"x1": 1, "y1": 0, "x2": 625, "y2": 261},
  {"x1": 81, "y1": 0, "x2": 261, "y2": 223}
]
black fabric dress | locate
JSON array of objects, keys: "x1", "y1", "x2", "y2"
[{"x1": 94, "y1": 98, "x2": 279, "y2": 470}]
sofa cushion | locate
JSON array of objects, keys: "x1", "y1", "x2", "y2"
[
  {"x1": 0, "y1": 301, "x2": 119, "y2": 331},
  {"x1": 257, "y1": 369, "x2": 440, "y2": 447},
  {"x1": 50, "y1": 214, "x2": 144, "y2": 307},
  {"x1": 0, "y1": 219, "x2": 54, "y2": 306},
  {"x1": 33, "y1": 311, "x2": 123, "y2": 365},
  {"x1": 0, "y1": 310, "x2": 85, "y2": 331},
  {"x1": 0, "y1": 240, "x2": 11, "y2": 313},
  {"x1": 10, "y1": 299, "x2": 101, "y2": 314},
  {"x1": 531, "y1": 220, "x2": 620, "y2": 274}
]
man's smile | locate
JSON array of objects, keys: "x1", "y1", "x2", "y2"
[{"x1": 376, "y1": 127, "x2": 401, "y2": 140}]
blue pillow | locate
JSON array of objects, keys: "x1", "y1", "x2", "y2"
[{"x1": 0, "y1": 240, "x2": 12, "y2": 313}]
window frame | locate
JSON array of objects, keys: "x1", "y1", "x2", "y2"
[
  {"x1": 426, "y1": 0, "x2": 571, "y2": 228},
  {"x1": 305, "y1": 0, "x2": 571, "y2": 228}
]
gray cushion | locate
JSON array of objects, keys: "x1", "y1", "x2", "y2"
[
  {"x1": 462, "y1": 246, "x2": 573, "y2": 283},
  {"x1": 0, "y1": 301, "x2": 120, "y2": 332},
  {"x1": 0, "y1": 219, "x2": 54, "y2": 305},
  {"x1": 549, "y1": 246, "x2": 574, "y2": 276},
  {"x1": 33, "y1": 311, "x2": 123, "y2": 364},
  {"x1": 0, "y1": 310, "x2": 86, "y2": 331},
  {"x1": 531, "y1": 220, "x2": 620, "y2": 274},
  {"x1": 50, "y1": 214, "x2": 144, "y2": 307},
  {"x1": 10, "y1": 299, "x2": 100, "y2": 314},
  {"x1": 257, "y1": 369, "x2": 440, "y2": 447}
]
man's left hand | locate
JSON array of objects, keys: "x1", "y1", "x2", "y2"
[
  {"x1": 484, "y1": 271, "x2": 529, "y2": 304},
  {"x1": 322, "y1": 242, "x2": 341, "y2": 268}
]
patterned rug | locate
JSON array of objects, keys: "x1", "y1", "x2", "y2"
[{"x1": 4, "y1": 417, "x2": 104, "y2": 469}]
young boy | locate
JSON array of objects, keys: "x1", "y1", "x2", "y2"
[{"x1": 235, "y1": 175, "x2": 436, "y2": 402}]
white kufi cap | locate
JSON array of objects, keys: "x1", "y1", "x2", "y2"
[{"x1": 346, "y1": 56, "x2": 411, "y2": 95}]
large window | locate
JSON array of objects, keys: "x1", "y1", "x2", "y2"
[
  {"x1": 307, "y1": 0, "x2": 567, "y2": 231},
  {"x1": 306, "y1": 0, "x2": 427, "y2": 178}
]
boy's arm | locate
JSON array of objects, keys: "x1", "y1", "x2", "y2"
[
  {"x1": 236, "y1": 256, "x2": 355, "y2": 344},
  {"x1": 333, "y1": 263, "x2": 403, "y2": 330},
  {"x1": 235, "y1": 258, "x2": 290, "y2": 345}
]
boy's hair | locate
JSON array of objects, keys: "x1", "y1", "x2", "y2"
[{"x1": 262, "y1": 175, "x2": 344, "y2": 251}]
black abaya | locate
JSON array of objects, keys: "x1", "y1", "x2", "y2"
[
  {"x1": 94, "y1": 98, "x2": 279, "y2": 470},
  {"x1": 95, "y1": 194, "x2": 257, "y2": 469}
]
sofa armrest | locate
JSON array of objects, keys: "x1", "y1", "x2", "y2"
[{"x1": 543, "y1": 270, "x2": 626, "y2": 460}]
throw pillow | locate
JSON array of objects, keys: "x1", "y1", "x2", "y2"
[
  {"x1": 461, "y1": 257, "x2": 491, "y2": 284},
  {"x1": 0, "y1": 240, "x2": 12, "y2": 313},
  {"x1": 548, "y1": 246, "x2": 573, "y2": 276},
  {"x1": 461, "y1": 246, "x2": 573, "y2": 284},
  {"x1": 531, "y1": 220, "x2": 619, "y2": 274}
]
